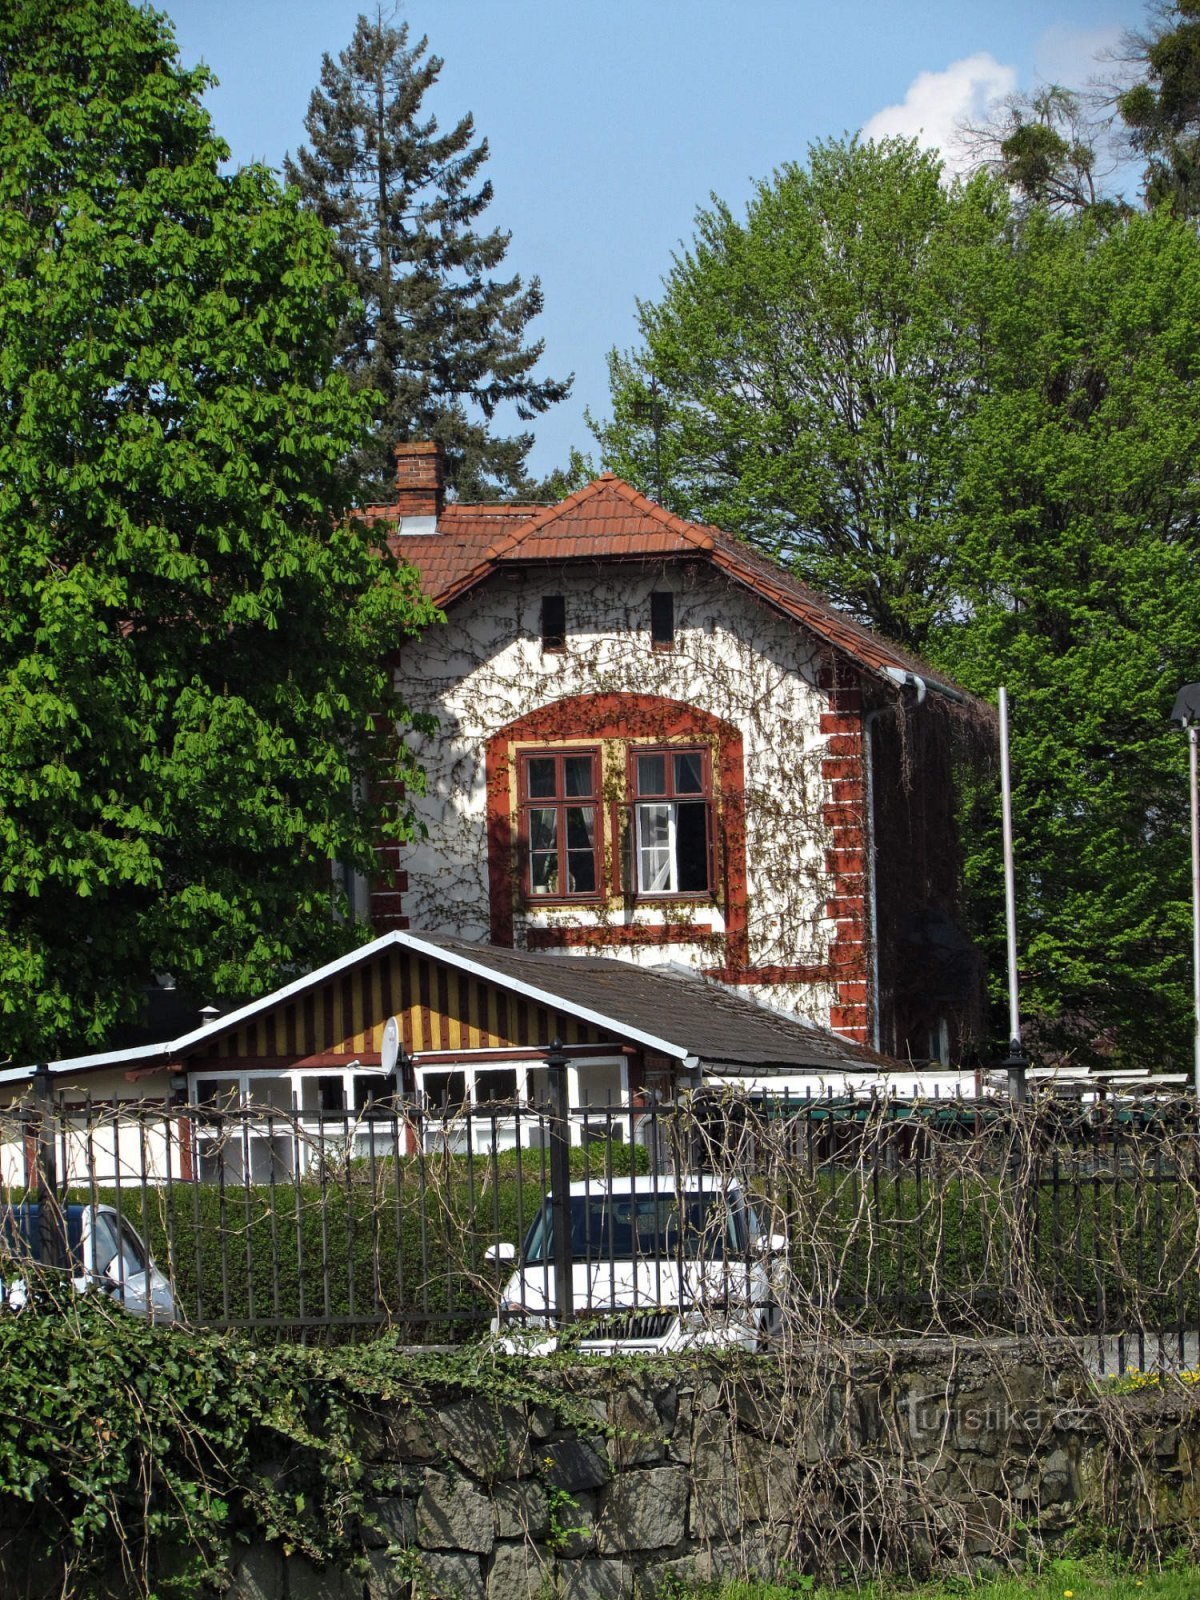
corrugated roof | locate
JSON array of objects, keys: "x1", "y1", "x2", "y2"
[{"x1": 366, "y1": 474, "x2": 969, "y2": 701}]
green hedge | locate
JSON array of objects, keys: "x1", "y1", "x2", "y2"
[
  {"x1": 58, "y1": 1143, "x2": 1200, "y2": 1341},
  {"x1": 73, "y1": 1143, "x2": 649, "y2": 1336}
]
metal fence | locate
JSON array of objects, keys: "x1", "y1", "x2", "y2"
[{"x1": 4, "y1": 1088, "x2": 1200, "y2": 1369}]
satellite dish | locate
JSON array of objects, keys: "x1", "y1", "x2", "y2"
[{"x1": 380, "y1": 1016, "x2": 400, "y2": 1078}]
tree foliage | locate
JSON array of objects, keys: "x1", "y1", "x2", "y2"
[
  {"x1": 593, "y1": 139, "x2": 1008, "y2": 653},
  {"x1": 1120, "y1": 0, "x2": 1200, "y2": 215},
  {"x1": 961, "y1": 86, "x2": 1123, "y2": 218},
  {"x1": 938, "y1": 209, "x2": 1200, "y2": 1068},
  {"x1": 596, "y1": 139, "x2": 1200, "y2": 1069},
  {"x1": 284, "y1": 13, "x2": 570, "y2": 500},
  {"x1": 0, "y1": 0, "x2": 437, "y2": 1061}
]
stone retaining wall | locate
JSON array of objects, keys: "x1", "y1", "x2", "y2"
[{"x1": 224, "y1": 1341, "x2": 1200, "y2": 1600}]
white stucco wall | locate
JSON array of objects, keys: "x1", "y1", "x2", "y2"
[{"x1": 395, "y1": 561, "x2": 850, "y2": 1029}]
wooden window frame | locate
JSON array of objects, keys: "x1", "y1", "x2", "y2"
[
  {"x1": 517, "y1": 747, "x2": 604, "y2": 904},
  {"x1": 627, "y1": 745, "x2": 715, "y2": 900}
]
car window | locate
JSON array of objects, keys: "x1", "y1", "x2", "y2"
[
  {"x1": 523, "y1": 1191, "x2": 744, "y2": 1262},
  {"x1": 90, "y1": 1212, "x2": 146, "y2": 1279}
]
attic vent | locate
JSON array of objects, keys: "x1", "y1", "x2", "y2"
[
  {"x1": 541, "y1": 594, "x2": 566, "y2": 652},
  {"x1": 650, "y1": 591, "x2": 675, "y2": 649}
]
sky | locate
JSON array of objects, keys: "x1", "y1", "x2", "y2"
[{"x1": 165, "y1": 0, "x2": 1149, "y2": 481}]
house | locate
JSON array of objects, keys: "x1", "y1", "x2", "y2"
[
  {"x1": 1, "y1": 444, "x2": 991, "y2": 1166},
  {"x1": 365, "y1": 443, "x2": 989, "y2": 1066},
  {"x1": 0, "y1": 929, "x2": 978, "y2": 1186}
]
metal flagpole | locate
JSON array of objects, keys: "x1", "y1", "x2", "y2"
[
  {"x1": 998, "y1": 687, "x2": 1027, "y2": 1103},
  {"x1": 1190, "y1": 725, "x2": 1200, "y2": 1099}
]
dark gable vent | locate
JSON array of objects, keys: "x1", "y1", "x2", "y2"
[
  {"x1": 651, "y1": 591, "x2": 675, "y2": 649},
  {"x1": 541, "y1": 594, "x2": 566, "y2": 652}
]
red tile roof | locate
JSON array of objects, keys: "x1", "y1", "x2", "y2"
[{"x1": 366, "y1": 474, "x2": 968, "y2": 700}]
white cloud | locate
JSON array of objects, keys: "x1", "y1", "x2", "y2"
[{"x1": 862, "y1": 53, "x2": 1017, "y2": 176}]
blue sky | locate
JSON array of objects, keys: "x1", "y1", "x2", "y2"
[{"x1": 166, "y1": 0, "x2": 1148, "y2": 481}]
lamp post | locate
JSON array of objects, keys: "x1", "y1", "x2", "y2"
[
  {"x1": 1169, "y1": 684, "x2": 1200, "y2": 1098},
  {"x1": 544, "y1": 1037, "x2": 574, "y2": 1331}
]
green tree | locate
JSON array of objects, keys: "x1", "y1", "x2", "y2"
[
  {"x1": 933, "y1": 208, "x2": 1200, "y2": 1068},
  {"x1": 0, "y1": 0, "x2": 437, "y2": 1061},
  {"x1": 962, "y1": 85, "x2": 1126, "y2": 219},
  {"x1": 1119, "y1": 0, "x2": 1200, "y2": 214},
  {"x1": 593, "y1": 139, "x2": 1008, "y2": 652},
  {"x1": 284, "y1": 13, "x2": 570, "y2": 501}
]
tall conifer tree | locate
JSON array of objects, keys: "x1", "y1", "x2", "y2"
[{"x1": 285, "y1": 14, "x2": 569, "y2": 500}]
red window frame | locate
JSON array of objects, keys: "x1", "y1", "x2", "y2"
[
  {"x1": 627, "y1": 745, "x2": 715, "y2": 899},
  {"x1": 518, "y1": 748, "x2": 603, "y2": 902}
]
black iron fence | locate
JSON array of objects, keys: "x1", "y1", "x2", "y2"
[{"x1": 3, "y1": 1089, "x2": 1200, "y2": 1369}]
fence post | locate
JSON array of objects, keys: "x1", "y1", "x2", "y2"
[{"x1": 545, "y1": 1038, "x2": 574, "y2": 1331}]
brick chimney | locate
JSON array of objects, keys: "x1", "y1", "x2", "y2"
[{"x1": 392, "y1": 440, "x2": 445, "y2": 524}]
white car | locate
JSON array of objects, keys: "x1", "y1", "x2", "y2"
[
  {"x1": 486, "y1": 1174, "x2": 788, "y2": 1354},
  {"x1": 0, "y1": 1202, "x2": 176, "y2": 1320}
]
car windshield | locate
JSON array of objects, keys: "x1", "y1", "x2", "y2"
[
  {"x1": 90, "y1": 1212, "x2": 147, "y2": 1279},
  {"x1": 522, "y1": 1190, "x2": 746, "y2": 1263}
]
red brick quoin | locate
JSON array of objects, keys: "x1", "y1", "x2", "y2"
[{"x1": 817, "y1": 665, "x2": 870, "y2": 1044}]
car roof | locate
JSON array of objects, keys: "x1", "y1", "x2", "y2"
[{"x1": 562, "y1": 1175, "x2": 738, "y2": 1197}]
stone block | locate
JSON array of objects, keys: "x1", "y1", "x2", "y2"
[
  {"x1": 608, "y1": 1386, "x2": 666, "y2": 1468},
  {"x1": 227, "y1": 1542, "x2": 284, "y2": 1600},
  {"x1": 688, "y1": 1440, "x2": 740, "y2": 1540},
  {"x1": 541, "y1": 1439, "x2": 609, "y2": 1494},
  {"x1": 437, "y1": 1400, "x2": 535, "y2": 1482},
  {"x1": 666, "y1": 1390, "x2": 693, "y2": 1463},
  {"x1": 365, "y1": 1495, "x2": 417, "y2": 1550},
  {"x1": 493, "y1": 1480, "x2": 551, "y2": 1542},
  {"x1": 418, "y1": 1470, "x2": 495, "y2": 1554},
  {"x1": 552, "y1": 1490, "x2": 598, "y2": 1558},
  {"x1": 487, "y1": 1540, "x2": 554, "y2": 1600},
  {"x1": 419, "y1": 1550, "x2": 486, "y2": 1600},
  {"x1": 559, "y1": 1557, "x2": 631, "y2": 1600},
  {"x1": 285, "y1": 1553, "x2": 361, "y2": 1600},
  {"x1": 737, "y1": 1436, "x2": 795, "y2": 1524},
  {"x1": 365, "y1": 1547, "x2": 410, "y2": 1600},
  {"x1": 595, "y1": 1466, "x2": 688, "y2": 1553}
]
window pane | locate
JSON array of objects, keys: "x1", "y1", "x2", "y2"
[
  {"x1": 636, "y1": 753, "x2": 666, "y2": 795},
  {"x1": 530, "y1": 852, "x2": 558, "y2": 894},
  {"x1": 529, "y1": 808, "x2": 557, "y2": 851},
  {"x1": 526, "y1": 758, "x2": 556, "y2": 798},
  {"x1": 476, "y1": 1069, "x2": 518, "y2": 1102},
  {"x1": 317, "y1": 1075, "x2": 345, "y2": 1113},
  {"x1": 674, "y1": 751, "x2": 704, "y2": 794},
  {"x1": 675, "y1": 801, "x2": 709, "y2": 891},
  {"x1": 424, "y1": 1071, "x2": 466, "y2": 1109},
  {"x1": 637, "y1": 803, "x2": 674, "y2": 892},
  {"x1": 567, "y1": 850, "x2": 596, "y2": 893},
  {"x1": 563, "y1": 755, "x2": 593, "y2": 797},
  {"x1": 565, "y1": 806, "x2": 594, "y2": 849}
]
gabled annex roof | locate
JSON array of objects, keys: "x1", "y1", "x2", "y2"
[
  {"x1": 0, "y1": 930, "x2": 897, "y2": 1087},
  {"x1": 374, "y1": 474, "x2": 967, "y2": 702}
]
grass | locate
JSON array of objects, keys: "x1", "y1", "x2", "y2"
[{"x1": 704, "y1": 1557, "x2": 1200, "y2": 1600}]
